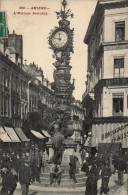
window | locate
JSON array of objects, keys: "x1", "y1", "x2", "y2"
[
  {"x1": 113, "y1": 94, "x2": 123, "y2": 116},
  {"x1": 115, "y1": 21, "x2": 125, "y2": 41},
  {"x1": 114, "y1": 58, "x2": 124, "y2": 78}
]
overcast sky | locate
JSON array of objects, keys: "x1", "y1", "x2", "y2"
[{"x1": 1, "y1": 0, "x2": 97, "y2": 101}]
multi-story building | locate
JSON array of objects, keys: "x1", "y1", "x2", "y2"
[
  {"x1": 71, "y1": 100, "x2": 84, "y2": 144},
  {"x1": 0, "y1": 34, "x2": 29, "y2": 128},
  {"x1": 24, "y1": 62, "x2": 55, "y2": 131},
  {"x1": 82, "y1": 0, "x2": 128, "y2": 153},
  {"x1": 0, "y1": 31, "x2": 55, "y2": 138}
]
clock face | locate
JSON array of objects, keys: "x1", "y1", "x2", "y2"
[{"x1": 52, "y1": 30, "x2": 68, "y2": 49}]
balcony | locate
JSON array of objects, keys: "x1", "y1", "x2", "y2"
[
  {"x1": 0, "y1": 116, "x2": 13, "y2": 126},
  {"x1": 94, "y1": 78, "x2": 128, "y2": 94},
  {"x1": 12, "y1": 113, "x2": 21, "y2": 119}
]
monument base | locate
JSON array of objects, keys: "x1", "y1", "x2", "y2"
[{"x1": 46, "y1": 137, "x2": 77, "y2": 173}]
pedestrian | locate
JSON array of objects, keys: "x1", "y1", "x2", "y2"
[
  {"x1": 69, "y1": 155, "x2": 77, "y2": 183},
  {"x1": 81, "y1": 160, "x2": 89, "y2": 175},
  {"x1": 50, "y1": 164, "x2": 61, "y2": 185},
  {"x1": 19, "y1": 160, "x2": 31, "y2": 195},
  {"x1": 109, "y1": 154, "x2": 115, "y2": 174},
  {"x1": 85, "y1": 160, "x2": 99, "y2": 195},
  {"x1": 117, "y1": 156, "x2": 125, "y2": 185},
  {"x1": 1, "y1": 166, "x2": 17, "y2": 195},
  {"x1": 13, "y1": 154, "x2": 21, "y2": 181},
  {"x1": 81, "y1": 148, "x2": 86, "y2": 165},
  {"x1": 100, "y1": 162, "x2": 111, "y2": 194}
]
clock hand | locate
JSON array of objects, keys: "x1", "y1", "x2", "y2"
[
  {"x1": 54, "y1": 37, "x2": 61, "y2": 41},
  {"x1": 59, "y1": 33, "x2": 61, "y2": 38}
]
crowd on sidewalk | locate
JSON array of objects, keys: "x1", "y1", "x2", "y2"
[
  {"x1": 81, "y1": 152, "x2": 128, "y2": 195},
  {"x1": 0, "y1": 146, "x2": 47, "y2": 195}
]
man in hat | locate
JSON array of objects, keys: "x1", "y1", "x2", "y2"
[
  {"x1": 19, "y1": 160, "x2": 31, "y2": 195},
  {"x1": 100, "y1": 162, "x2": 111, "y2": 194},
  {"x1": 117, "y1": 156, "x2": 125, "y2": 185},
  {"x1": 85, "y1": 160, "x2": 99, "y2": 195}
]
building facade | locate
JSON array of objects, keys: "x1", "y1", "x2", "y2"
[
  {"x1": 0, "y1": 32, "x2": 55, "y2": 133},
  {"x1": 71, "y1": 100, "x2": 84, "y2": 144},
  {"x1": 0, "y1": 35, "x2": 29, "y2": 128},
  {"x1": 82, "y1": 0, "x2": 128, "y2": 152}
]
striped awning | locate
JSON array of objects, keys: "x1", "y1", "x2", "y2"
[
  {"x1": 14, "y1": 128, "x2": 29, "y2": 142},
  {"x1": 31, "y1": 130, "x2": 45, "y2": 139},
  {"x1": 0, "y1": 126, "x2": 12, "y2": 142},
  {"x1": 41, "y1": 130, "x2": 51, "y2": 138},
  {"x1": 4, "y1": 126, "x2": 21, "y2": 142}
]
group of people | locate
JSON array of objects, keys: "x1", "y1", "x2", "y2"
[
  {"x1": 0, "y1": 152, "x2": 30, "y2": 195},
  {"x1": 81, "y1": 152, "x2": 127, "y2": 195},
  {"x1": 0, "y1": 148, "x2": 127, "y2": 195},
  {"x1": 0, "y1": 149, "x2": 44, "y2": 195}
]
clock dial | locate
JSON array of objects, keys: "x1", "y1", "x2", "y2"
[{"x1": 52, "y1": 30, "x2": 68, "y2": 49}]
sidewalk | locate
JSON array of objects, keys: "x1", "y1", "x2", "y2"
[{"x1": 97, "y1": 173, "x2": 128, "y2": 195}]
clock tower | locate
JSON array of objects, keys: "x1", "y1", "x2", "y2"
[
  {"x1": 48, "y1": 0, "x2": 75, "y2": 135},
  {"x1": 47, "y1": 0, "x2": 77, "y2": 166}
]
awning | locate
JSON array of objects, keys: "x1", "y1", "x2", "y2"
[
  {"x1": 41, "y1": 130, "x2": 51, "y2": 138},
  {"x1": 0, "y1": 126, "x2": 12, "y2": 142},
  {"x1": 31, "y1": 130, "x2": 45, "y2": 139},
  {"x1": 4, "y1": 126, "x2": 21, "y2": 142},
  {"x1": 98, "y1": 143, "x2": 122, "y2": 154},
  {"x1": 14, "y1": 128, "x2": 29, "y2": 142},
  {"x1": 84, "y1": 137, "x2": 91, "y2": 147}
]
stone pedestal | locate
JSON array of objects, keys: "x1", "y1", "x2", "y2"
[
  {"x1": 46, "y1": 137, "x2": 77, "y2": 173},
  {"x1": 61, "y1": 148, "x2": 74, "y2": 173}
]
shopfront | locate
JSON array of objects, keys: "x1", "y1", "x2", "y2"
[{"x1": 91, "y1": 121, "x2": 128, "y2": 153}]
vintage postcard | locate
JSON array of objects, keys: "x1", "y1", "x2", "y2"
[{"x1": 0, "y1": 0, "x2": 128, "y2": 195}]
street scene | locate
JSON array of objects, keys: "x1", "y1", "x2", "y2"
[{"x1": 0, "y1": 0, "x2": 128, "y2": 195}]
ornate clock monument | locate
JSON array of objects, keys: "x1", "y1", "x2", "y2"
[{"x1": 47, "y1": 0, "x2": 77, "y2": 168}]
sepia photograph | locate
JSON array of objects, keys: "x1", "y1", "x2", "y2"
[{"x1": 0, "y1": 0, "x2": 128, "y2": 194}]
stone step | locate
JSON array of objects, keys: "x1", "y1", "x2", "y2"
[
  {"x1": 33, "y1": 181, "x2": 86, "y2": 188},
  {"x1": 44, "y1": 165, "x2": 81, "y2": 174},
  {"x1": 40, "y1": 176, "x2": 86, "y2": 184},
  {"x1": 35, "y1": 190, "x2": 85, "y2": 195},
  {"x1": 40, "y1": 172, "x2": 85, "y2": 179},
  {"x1": 15, "y1": 183, "x2": 85, "y2": 195}
]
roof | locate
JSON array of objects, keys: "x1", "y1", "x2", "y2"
[
  {"x1": 84, "y1": 0, "x2": 128, "y2": 44},
  {"x1": 24, "y1": 63, "x2": 43, "y2": 77},
  {"x1": 6, "y1": 47, "x2": 18, "y2": 54}
]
